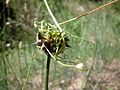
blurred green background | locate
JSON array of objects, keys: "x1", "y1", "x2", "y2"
[{"x1": 0, "y1": 0, "x2": 120, "y2": 90}]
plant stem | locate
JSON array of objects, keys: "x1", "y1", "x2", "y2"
[
  {"x1": 22, "y1": 56, "x2": 33, "y2": 90},
  {"x1": 44, "y1": 0, "x2": 62, "y2": 32},
  {"x1": 7, "y1": 57, "x2": 21, "y2": 89},
  {"x1": 45, "y1": 54, "x2": 51, "y2": 90},
  {"x1": 59, "y1": 0, "x2": 118, "y2": 25},
  {"x1": 2, "y1": 53, "x2": 8, "y2": 90}
]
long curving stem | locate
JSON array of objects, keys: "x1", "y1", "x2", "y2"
[
  {"x1": 45, "y1": 53, "x2": 51, "y2": 90},
  {"x1": 44, "y1": 0, "x2": 62, "y2": 32},
  {"x1": 59, "y1": 0, "x2": 118, "y2": 25}
]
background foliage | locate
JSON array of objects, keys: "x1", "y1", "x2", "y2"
[{"x1": 0, "y1": 0, "x2": 120, "y2": 90}]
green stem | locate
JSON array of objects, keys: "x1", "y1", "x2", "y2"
[
  {"x1": 22, "y1": 57, "x2": 33, "y2": 90},
  {"x1": 44, "y1": 0, "x2": 62, "y2": 32},
  {"x1": 17, "y1": 47, "x2": 23, "y2": 85},
  {"x1": 45, "y1": 54, "x2": 51, "y2": 90},
  {"x1": 6, "y1": 58, "x2": 21, "y2": 89},
  {"x1": 2, "y1": 53, "x2": 8, "y2": 90}
]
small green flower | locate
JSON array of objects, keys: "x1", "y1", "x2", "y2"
[{"x1": 34, "y1": 20, "x2": 70, "y2": 55}]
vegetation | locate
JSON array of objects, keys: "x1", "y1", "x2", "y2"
[{"x1": 0, "y1": 0, "x2": 120, "y2": 90}]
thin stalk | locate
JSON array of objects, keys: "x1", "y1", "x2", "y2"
[
  {"x1": 83, "y1": 61, "x2": 94, "y2": 90},
  {"x1": 59, "y1": 0, "x2": 118, "y2": 25},
  {"x1": 2, "y1": 53, "x2": 8, "y2": 90},
  {"x1": 44, "y1": 0, "x2": 62, "y2": 32},
  {"x1": 45, "y1": 54, "x2": 51, "y2": 90},
  {"x1": 17, "y1": 46, "x2": 23, "y2": 84},
  {"x1": 6, "y1": 57, "x2": 21, "y2": 89},
  {"x1": 22, "y1": 53, "x2": 34, "y2": 90}
]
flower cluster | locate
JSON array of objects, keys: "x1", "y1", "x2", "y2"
[{"x1": 34, "y1": 20, "x2": 70, "y2": 55}]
